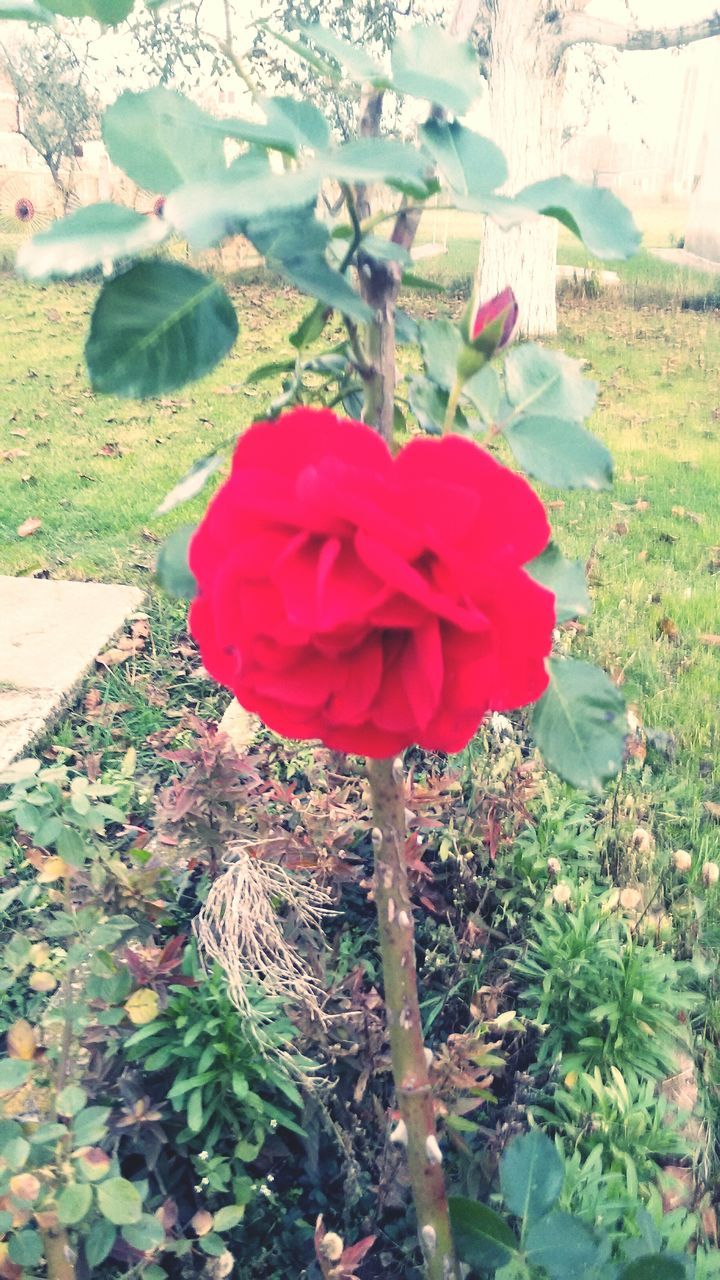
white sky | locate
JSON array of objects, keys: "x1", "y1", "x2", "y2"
[
  {"x1": 573, "y1": 0, "x2": 720, "y2": 146},
  {"x1": 77, "y1": 0, "x2": 720, "y2": 157}
]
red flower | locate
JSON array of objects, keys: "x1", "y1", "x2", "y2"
[
  {"x1": 189, "y1": 408, "x2": 554, "y2": 758},
  {"x1": 471, "y1": 286, "x2": 519, "y2": 351}
]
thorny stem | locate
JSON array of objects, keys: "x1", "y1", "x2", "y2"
[
  {"x1": 367, "y1": 759, "x2": 460, "y2": 1280},
  {"x1": 354, "y1": 77, "x2": 459, "y2": 1280},
  {"x1": 40, "y1": 1227, "x2": 76, "y2": 1280}
]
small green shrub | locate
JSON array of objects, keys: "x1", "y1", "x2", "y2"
[
  {"x1": 532, "y1": 1066, "x2": 689, "y2": 1197},
  {"x1": 514, "y1": 898, "x2": 696, "y2": 1078}
]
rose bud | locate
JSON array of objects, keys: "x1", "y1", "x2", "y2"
[
  {"x1": 472, "y1": 287, "x2": 519, "y2": 350},
  {"x1": 456, "y1": 287, "x2": 520, "y2": 384},
  {"x1": 673, "y1": 849, "x2": 692, "y2": 873},
  {"x1": 703, "y1": 862, "x2": 719, "y2": 887}
]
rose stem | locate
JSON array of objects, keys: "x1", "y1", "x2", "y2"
[{"x1": 367, "y1": 759, "x2": 460, "y2": 1280}]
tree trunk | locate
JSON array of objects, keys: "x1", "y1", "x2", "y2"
[{"x1": 478, "y1": 0, "x2": 566, "y2": 337}]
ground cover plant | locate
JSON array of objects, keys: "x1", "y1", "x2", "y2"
[{"x1": 0, "y1": 7, "x2": 720, "y2": 1280}]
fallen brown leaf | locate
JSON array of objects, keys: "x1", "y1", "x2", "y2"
[
  {"x1": 704, "y1": 802, "x2": 720, "y2": 822},
  {"x1": 1, "y1": 449, "x2": 28, "y2": 461},
  {"x1": 16, "y1": 517, "x2": 41, "y2": 538},
  {"x1": 96, "y1": 647, "x2": 132, "y2": 668},
  {"x1": 657, "y1": 616, "x2": 680, "y2": 642},
  {"x1": 699, "y1": 634, "x2": 720, "y2": 647}
]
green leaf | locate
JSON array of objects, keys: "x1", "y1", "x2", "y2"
[
  {"x1": 200, "y1": 1232, "x2": 227, "y2": 1256},
  {"x1": 527, "y1": 544, "x2": 591, "y2": 624},
  {"x1": 43, "y1": 0, "x2": 131, "y2": 18},
  {"x1": 299, "y1": 23, "x2": 383, "y2": 82},
  {"x1": 156, "y1": 525, "x2": 197, "y2": 601},
  {"x1": 0, "y1": 1059, "x2": 31, "y2": 1091},
  {"x1": 213, "y1": 1205, "x2": 245, "y2": 1232},
  {"x1": 391, "y1": 24, "x2": 482, "y2": 115},
  {"x1": 280, "y1": 254, "x2": 372, "y2": 324},
  {"x1": 8, "y1": 1229, "x2": 43, "y2": 1268},
  {"x1": 156, "y1": 452, "x2": 223, "y2": 517},
  {"x1": 401, "y1": 271, "x2": 445, "y2": 294},
  {"x1": 57, "y1": 1084, "x2": 87, "y2": 1117},
  {"x1": 518, "y1": 176, "x2": 641, "y2": 260},
  {"x1": 72, "y1": 1106, "x2": 111, "y2": 1147},
  {"x1": 2, "y1": 1136, "x2": 30, "y2": 1169},
  {"x1": 526, "y1": 1212, "x2": 601, "y2": 1279},
  {"x1": 361, "y1": 236, "x2": 411, "y2": 265},
  {"x1": 618, "y1": 1259, "x2": 687, "y2": 1280},
  {"x1": 449, "y1": 1197, "x2": 519, "y2": 1271},
  {"x1": 326, "y1": 138, "x2": 433, "y2": 197},
  {"x1": 223, "y1": 96, "x2": 329, "y2": 155},
  {"x1": 97, "y1": 1176, "x2": 143, "y2": 1226},
  {"x1": 55, "y1": 824, "x2": 86, "y2": 867},
  {"x1": 290, "y1": 301, "x2": 328, "y2": 350},
  {"x1": 0, "y1": 0, "x2": 54, "y2": 23},
  {"x1": 86, "y1": 261, "x2": 238, "y2": 399},
  {"x1": 29, "y1": 1123, "x2": 67, "y2": 1145},
  {"x1": 57, "y1": 1181, "x2": 93, "y2": 1226},
  {"x1": 187, "y1": 1087, "x2": 203, "y2": 1133},
  {"x1": 408, "y1": 376, "x2": 466, "y2": 436},
  {"x1": 257, "y1": 20, "x2": 340, "y2": 81},
  {"x1": 420, "y1": 120, "x2": 507, "y2": 195},
  {"x1": 34, "y1": 815, "x2": 63, "y2": 846},
  {"x1": 85, "y1": 1218, "x2": 116, "y2": 1269},
  {"x1": 16, "y1": 203, "x2": 165, "y2": 281},
  {"x1": 102, "y1": 88, "x2": 226, "y2": 192},
  {"x1": 532, "y1": 658, "x2": 627, "y2": 794},
  {"x1": 462, "y1": 364, "x2": 501, "y2": 422},
  {"x1": 504, "y1": 416, "x2": 613, "y2": 490},
  {"x1": 164, "y1": 167, "x2": 320, "y2": 250},
  {"x1": 500, "y1": 1130, "x2": 564, "y2": 1231},
  {"x1": 419, "y1": 319, "x2": 463, "y2": 390},
  {"x1": 245, "y1": 358, "x2": 296, "y2": 385},
  {"x1": 503, "y1": 343, "x2": 597, "y2": 424},
  {"x1": 121, "y1": 1214, "x2": 165, "y2": 1253}
]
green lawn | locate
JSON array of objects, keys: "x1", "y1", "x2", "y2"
[{"x1": 0, "y1": 252, "x2": 718, "y2": 839}]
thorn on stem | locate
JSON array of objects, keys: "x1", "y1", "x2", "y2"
[
  {"x1": 423, "y1": 1046, "x2": 434, "y2": 1068},
  {"x1": 387, "y1": 898, "x2": 396, "y2": 923},
  {"x1": 397, "y1": 909, "x2": 410, "y2": 928},
  {"x1": 392, "y1": 756, "x2": 404, "y2": 784},
  {"x1": 390, "y1": 1118, "x2": 408, "y2": 1145},
  {"x1": 371, "y1": 827, "x2": 383, "y2": 852},
  {"x1": 421, "y1": 1224, "x2": 437, "y2": 1255},
  {"x1": 425, "y1": 1134, "x2": 443, "y2": 1165}
]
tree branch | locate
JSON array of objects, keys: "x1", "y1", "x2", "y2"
[{"x1": 554, "y1": 8, "x2": 720, "y2": 54}]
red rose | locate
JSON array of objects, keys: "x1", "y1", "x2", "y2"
[{"x1": 189, "y1": 407, "x2": 554, "y2": 758}]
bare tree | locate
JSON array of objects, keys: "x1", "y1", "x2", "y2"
[
  {"x1": 463, "y1": 0, "x2": 720, "y2": 335},
  {"x1": 0, "y1": 31, "x2": 99, "y2": 211}
]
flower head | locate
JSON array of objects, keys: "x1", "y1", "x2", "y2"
[
  {"x1": 703, "y1": 861, "x2": 719, "y2": 888},
  {"x1": 190, "y1": 408, "x2": 554, "y2": 757},
  {"x1": 672, "y1": 849, "x2": 692, "y2": 873}
]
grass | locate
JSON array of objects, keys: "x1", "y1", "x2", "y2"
[
  {"x1": 0, "y1": 234, "x2": 718, "y2": 837},
  {"x1": 0, "y1": 276, "x2": 306, "y2": 580}
]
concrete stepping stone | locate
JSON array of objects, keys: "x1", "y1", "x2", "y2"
[{"x1": 0, "y1": 576, "x2": 144, "y2": 769}]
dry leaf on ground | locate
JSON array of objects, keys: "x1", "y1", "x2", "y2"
[{"x1": 16, "y1": 517, "x2": 41, "y2": 538}]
